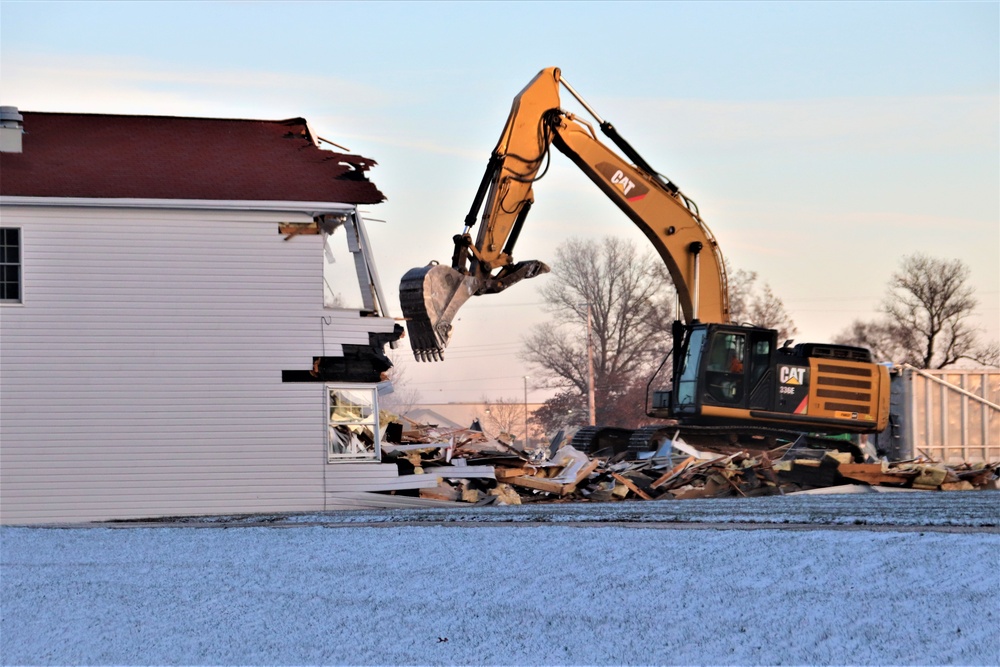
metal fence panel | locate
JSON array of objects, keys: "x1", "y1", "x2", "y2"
[{"x1": 897, "y1": 367, "x2": 1000, "y2": 464}]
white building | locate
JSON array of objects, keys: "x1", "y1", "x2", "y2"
[{"x1": 0, "y1": 108, "x2": 429, "y2": 524}]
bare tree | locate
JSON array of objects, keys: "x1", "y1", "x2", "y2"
[
  {"x1": 479, "y1": 396, "x2": 523, "y2": 442},
  {"x1": 531, "y1": 391, "x2": 588, "y2": 434},
  {"x1": 520, "y1": 237, "x2": 675, "y2": 428},
  {"x1": 378, "y1": 348, "x2": 422, "y2": 418},
  {"x1": 835, "y1": 254, "x2": 997, "y2": 368},
  {"x1": 522, "y1": 237, "x2": 804, "y2": 428},
  {"x1": 727, "y1": 264, "x2": 798, "y2": 341},
  {"x1": 834, "y1": 319, "x2": 920, "y2": 366}
]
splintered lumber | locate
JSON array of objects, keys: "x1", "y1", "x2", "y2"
[
  {"x1": 651, "y1": 456, "x2": 697, "y2": 489},
  {"x1": 504, "y1": 474, "x2": 568, "y2": 495},
  {"x1": 494, "y1": 466, "x2": 538, "y2": 480},
  {"x1": 721, "y1": 472, "x2": 748, "y2": 497},
  {"x1": 571, "y1": 458, "x2": 601, "y2": 486},
  {"x1": 757, "y1": 453, "x2": 780, "y2": 486},
  {"x1": 959, "y1": 468, "x2": 998, "y2": 487},
  {"x1": 505, "y1": 459, "x2": 601, "y2": 496},
  {"x1": 611, "y1": 473, "x2": 653, "y2": 500},
  {"x1": 838, "y1": 463, "x2": 910, "y2": 486}
]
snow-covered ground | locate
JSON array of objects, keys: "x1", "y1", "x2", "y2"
[{"x1": 3, "y1": 494, "x2": 999, "y2": 667}]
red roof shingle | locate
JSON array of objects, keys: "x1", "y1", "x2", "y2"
[{"x1": 0, "y1": 112, "x2": 385, "y2": 204}]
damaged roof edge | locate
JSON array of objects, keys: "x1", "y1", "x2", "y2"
[{"x1": 0, "y1": 196, "x2": 359, "y2": 216}]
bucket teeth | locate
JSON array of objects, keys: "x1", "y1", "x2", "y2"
[{"x1": 399, "y1": 264, "x2": 480, "y2": 362}]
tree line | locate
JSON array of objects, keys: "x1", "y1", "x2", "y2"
[{"x1": 521, "y1": 238, "x2": 997, "y2": 434}]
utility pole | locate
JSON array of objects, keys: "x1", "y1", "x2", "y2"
[
  {"x1": 587, "y1": 304, "x2": 596, "y2": 426},
  {"x1": 523, "y1": 375, "x2": 530, "y2": 449}
]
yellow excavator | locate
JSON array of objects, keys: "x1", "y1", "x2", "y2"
[{"x1": 400, "y1": 67, "x2": 889, "y2": 447}]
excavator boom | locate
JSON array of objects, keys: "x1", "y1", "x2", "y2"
[
  {"x1": 400, "y1": 67, "x2": 728, "y2": 361},
  {"x1": 399, "y1": 67, "x2": 889, "y2": 437}
]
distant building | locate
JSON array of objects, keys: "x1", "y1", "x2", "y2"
[{"x1": 0, "y1": 107, "x2": 429, "y2": 523}]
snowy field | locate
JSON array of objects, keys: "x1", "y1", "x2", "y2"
[{"x1": 3, "y1": 494, "x2": 999, "y2": 667}]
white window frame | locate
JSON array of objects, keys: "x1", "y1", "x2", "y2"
[
  {"x1": 321, "y1": 211, "x2": 391, "y2": 316},
  {"x1": 1, "y1": 226, "x2": 22, "y2": 304},
  {"x1": 322, "y1": 214, "x2": 368, "y2": 311},
  {"x1": 326, "y1": 384, "x2": 381, "y2": 462}
]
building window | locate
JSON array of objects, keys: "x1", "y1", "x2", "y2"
[
  {"x1": 323, "y1": 215, "x2": 368, "y2": 311},
  {"x1": 1, "y1": 228, "x2": 21, "y2": 302},
  {"x1": 327, "y1": 385, "x2": 380, "y2": 461}
]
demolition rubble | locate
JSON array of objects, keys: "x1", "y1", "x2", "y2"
[{"x1": 379, "y1": 419, "x2": 1000, "y2": 506}]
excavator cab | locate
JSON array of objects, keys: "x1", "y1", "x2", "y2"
[{"x1": 654, "y1": 323, "x2": 890, "y2": 434}]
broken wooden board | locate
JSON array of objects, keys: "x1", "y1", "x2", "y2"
[
  {"x1": 571, "y1": 459, "x2": 601, "y2": 487},
  {"x1": 837, "y1": 463, "x2": 911, "y2": 486},
  {"x1": 504, "y1": 475, "x2": 568, "y2": 495},
  {"x1": 279, "y1": 221, "x2": 319, "y2": 239},
  {"x1": 611, "y1": 473, "x2": 653, "y2": 500},
  {"x1": 651, "y1": 456, "x2": 697, "y2": 489}
]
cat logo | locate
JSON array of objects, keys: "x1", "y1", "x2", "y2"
[
  {"x1": 779, "y1": 366, "x2": 807, "y2": 385},
  {"x1": 596, "y1": 162, "x2": 649, "y2": 202}
]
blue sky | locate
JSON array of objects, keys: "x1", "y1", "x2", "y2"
[{"x1": 2, "y1": 1, "x2": 997, "y2": 402}]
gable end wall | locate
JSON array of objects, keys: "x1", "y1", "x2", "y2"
[{"x1": 0, "y1": 204, "x2": 397, "y2": 524}]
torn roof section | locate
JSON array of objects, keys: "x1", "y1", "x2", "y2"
[{"x1": 0, "y1": 112, "x2": 385, "y2": 203}]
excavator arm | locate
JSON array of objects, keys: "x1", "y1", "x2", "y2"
[
  {"x1": 400, "y1": 67, "x2": 729, "y2": 361},
  {"x1": 400, "y1": 67, "x2": 890, "y2": 439}
]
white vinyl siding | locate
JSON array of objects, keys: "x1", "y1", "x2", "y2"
[{"x1": 0, "y1": 204, "x2": 399, "y2": 524}]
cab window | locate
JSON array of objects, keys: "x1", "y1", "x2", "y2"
[
  {"x1": 675, "y1": 328, "x2": 706, "y2": 406},
  {"x1": 704, "y1": 332, "x2": 746, "y2": 404},
  {"x1": 707, "y1": 333, "x2": 746, "y2": 374}
]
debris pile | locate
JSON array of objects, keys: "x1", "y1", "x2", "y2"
[{"x1": 378, "y1": 419, "x2": 1000, "y2": 506}]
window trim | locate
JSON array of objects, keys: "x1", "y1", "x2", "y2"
[
  {"x1": 0, "y1": 226, "x2": 22, "y2": 304},
  {"x1": 321, "y1": 211, "x2": 388, "y2": 316},
  {"x1": 326, "y1": 383, "x2": 381, "y2": 462}
]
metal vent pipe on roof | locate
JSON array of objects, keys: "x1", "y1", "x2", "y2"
[{"x1": 0, "y1": 106, "x2": 24, "y2": 153}]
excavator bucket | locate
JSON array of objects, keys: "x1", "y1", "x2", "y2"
[{"x1": 399, "y1": 264, "x2": 482, "y2": 361}]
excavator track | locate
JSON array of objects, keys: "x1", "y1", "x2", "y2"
[
  {"x1": 627, "y1": 425, "x2": 676, "y2": 453},
  {"x1": 571, "y1": 424, "x2": 775, "y2": 458},
  {"x1": 570, "y1": 426, "x2": 633, "y2": 457}
]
